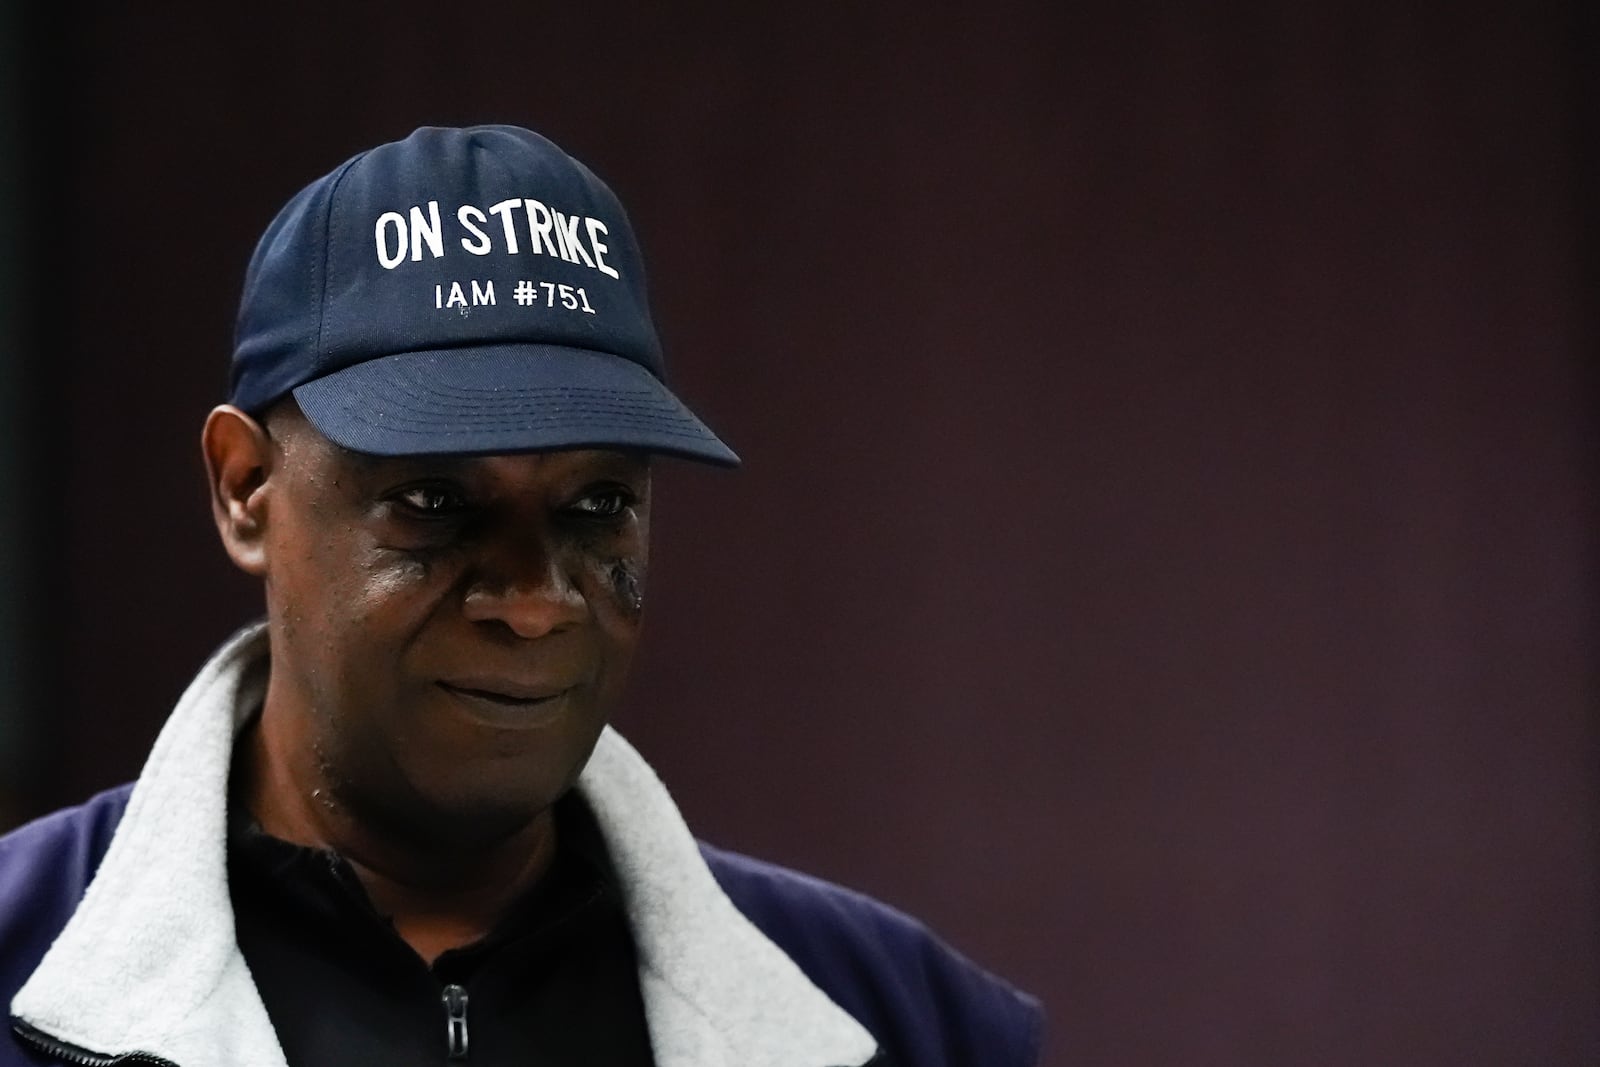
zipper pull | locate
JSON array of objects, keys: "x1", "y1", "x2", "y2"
[{"x1": 442, "y1": 983, "x2": 469, "y2": 1060}]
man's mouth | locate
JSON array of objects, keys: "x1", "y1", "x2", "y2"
[{"x1": 436, "y1": 679, "x2": 573, "y2": 709}]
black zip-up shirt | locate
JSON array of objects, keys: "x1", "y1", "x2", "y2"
[{"x1": 227, "y1": 794, "x2": 655, "y2": 1066}]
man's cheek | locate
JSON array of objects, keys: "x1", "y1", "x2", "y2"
[
  {"x1": 345, "y1": 550, "x2": 441, "y2": 615},
  {"x1": 602, "y1": 558, "x2": 645, "y2": 619}
]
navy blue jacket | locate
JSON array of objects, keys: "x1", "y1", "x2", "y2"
[{"x1": 0, "y1": 785, "x2": 1043, "y2": 1066}]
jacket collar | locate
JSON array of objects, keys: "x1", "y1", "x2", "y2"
[{"x1": 13, "y1": 623, "x2": 877, "y2": 1067}]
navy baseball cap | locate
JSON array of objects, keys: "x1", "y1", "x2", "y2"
[{"x1": 230, "y1": 124, "x2": 738, "y2": 465}]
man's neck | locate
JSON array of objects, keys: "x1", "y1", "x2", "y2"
[{"x1": 235, "y1": 710, "x2": 559, "y2": 965}]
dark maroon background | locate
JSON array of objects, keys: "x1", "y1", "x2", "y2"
[{"x1": 8, "y1": 3, "x2": 1597, "y2": 1063}]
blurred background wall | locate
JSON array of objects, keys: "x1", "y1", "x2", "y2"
[{"x1": 3, "y1": 2, "x2": 1595, "y2": 1063}]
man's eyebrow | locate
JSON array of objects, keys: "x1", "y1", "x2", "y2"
[{"x1": 592, "y1": 449, "x2": 653, "y2": 471}]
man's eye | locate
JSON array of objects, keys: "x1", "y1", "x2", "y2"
[
  {"x1": 396, "y1": 486, "x2": 464, "y2": 514},
  {"x1": 567, "y1": 489, "x2": 633, "y2": 519}
]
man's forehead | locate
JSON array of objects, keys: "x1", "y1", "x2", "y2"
[{"x1": 333, "y1": 448, "x2": 650, "y2": 475}]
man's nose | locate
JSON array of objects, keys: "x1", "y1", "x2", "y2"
[{"x1": 461, "y1": 541, "x2": 587, "y2": 639}]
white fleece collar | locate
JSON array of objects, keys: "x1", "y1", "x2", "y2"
[{"x1": 13, "y1": 624, "x2": 878, "y2": 1067}]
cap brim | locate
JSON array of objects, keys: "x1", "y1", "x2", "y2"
[{"x1": 291, "y1": 346, "x2": 739, "y2": 465}]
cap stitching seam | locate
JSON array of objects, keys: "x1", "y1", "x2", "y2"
[
  {"x1": 388, "y1": 383, "x2": 660, "y2": 401},
  {"x1": 315, "y1": 153, "x2": 370, "y2": 369},
  {"x1": 339, "y1": 410, "x2": 713, "y2": 437},
  {"x1": 341, "y1": 395, "x2": 703, "y2": 421}
]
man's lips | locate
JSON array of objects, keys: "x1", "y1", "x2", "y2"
[
  {"x1": 435, "y1": 679, "x2": 576, "y2": 731},
  {"x1": 436, "y1": 678, "x2": 573, "y2": 706}
]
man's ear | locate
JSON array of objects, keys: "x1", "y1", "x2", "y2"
[{"x1": 201, "y1": 405, "x2": 275, "y2": 577}]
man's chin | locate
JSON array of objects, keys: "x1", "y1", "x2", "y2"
[{"x1": 340, "y1": 775, "x2": 567, "y2": 859}]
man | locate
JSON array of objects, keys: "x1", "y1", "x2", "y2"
[{"x1": 0, "y1": 125, "x2": 1043, "y2": 1066}]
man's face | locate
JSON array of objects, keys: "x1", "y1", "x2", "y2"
[{"x1": 254, "y1": 407, "x2": 649, "y2": 849}]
